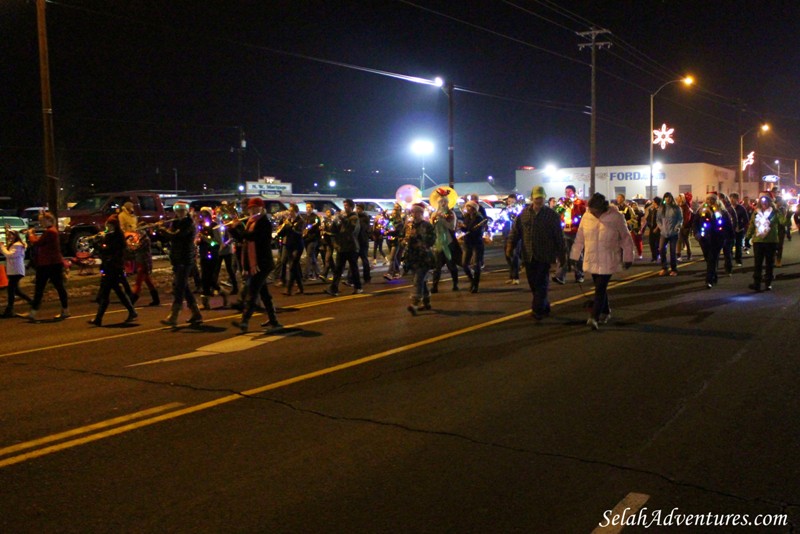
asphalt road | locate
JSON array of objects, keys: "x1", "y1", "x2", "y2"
[{"x1": 1, "y1": 239, "x2": 799, "y2": 533}]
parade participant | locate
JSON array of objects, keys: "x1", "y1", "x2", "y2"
[
  {"x1": 459, "y1": 200, "x2": 486, "y2": 293},
  {"x1": 729, "y1": 194, "x2": 749, "y2": 268},
  {"x1": 616, "y1": 194, "x2": 639, "y2": 259},
  {"x1": 468, "y1": 194, "x2": 487, "y2": 269},
  {"x1": 719, "y1": 193, "x2": 737, "y2": 275},
  {"x1": 232, "y1": 197, "x2": 282, "y2": 333},
  {"x1": 500, "y1": 193, "x2": 523, "y2": 285},
  {"x1": 157, "y1": 201, "x2": 203, "y2": 326},
  {"x1": 403, "y1": 202, "x2": 436, "y2": 315},
  {"x1": 324, "y1": 199, "x2": 362, "y2": 297},
  {"x1": 1, "y1": 228, "x2": 32, "y2": 317},
  {"x1": 656, "y1": 192, "x2": 682, "y2": 276},
  {"x1": 371, "y1": 209, "x2": 388, "y2": 266},
  {"x1": 302, "y1": 202, "x2": 321, "y2": 281},
  {"x1": 217, "y1": 203, "x2": 240, "y2": 296},
  {"x1": 693, "y1": 193, "x2": 733, "y2": 289},
  {"x1": 507, "y1": 186, "x2": 565, "y2": 321},
  {"x1": 430, "y1": 192, "x2": 460, "y2": 293},
  {"x1": 276, "y1": 203, "x2": 305, "y2": 296},
  {"x1": 571, "y1": 193, "x2": 635, "y2": 330},
  {"x1": 775, "y1": 196, "x2": 789, "y2": 267},
  {"x1": 319, "y1": 209, "x2": 335, "y2": 281},
  {"x1": 642, "y1": 196, "x2": 661, "y2": 263},
  {"x1": 552, "y1": 184, "x2": 586, "y2": 284},
  {"x1": 87, "y1": 215, "x2": 138, "y2": 326},
  {"x1": 129, "y1": 227, "x2": 159, "y2": 306},
  {"x1": 383, "y1": 202, "x2": 406, "y2": 280},
  {"x1": 742, "y1": 196, "x2": 755, "y2": 253},
  {"x1": 271, "y1": 210, "x2": 289, "y2": 287},
  {"x1": 24, "y1": 212, "x2": 69, "y2": 321},
  {"x1": 197, "y1": 207, "x2": 229, "y2": 309},
  {"x1": 677, "y1": 193, "x2": 693, "y2": 261},
  {"x1": 354, "y1": 203, "x2": 371, "y2": 284},
  {"x1": 628, "y1": 199, "x2": 645, "y2": 259},
  {"x1": 746, "y1": 194, "x2": 783, "y2": 291}
]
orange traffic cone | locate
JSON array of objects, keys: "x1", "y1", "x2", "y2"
[{"x1": 0, "y1": 264, "x2": 8, "y2": 289}]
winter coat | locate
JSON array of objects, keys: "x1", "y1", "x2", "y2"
[
  {"x1": 693, "y1": 204, "x2": 734, "y2": 243},
  {"x1": 656, "y1": 203, "x2": 683, "y2": 237},
  {"x1": 746, "y1": 207, "x2": 784, "y2": 243},
  {"x1": 571, "y1": 205, "x2": 635, "y2": 275}
]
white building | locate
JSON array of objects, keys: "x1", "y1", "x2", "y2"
[{"x1": 515, "y1": 163, "x2": 746, "y2": 201}]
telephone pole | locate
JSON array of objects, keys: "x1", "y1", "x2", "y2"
[
  {"x1": 577, "y1": 28, "x2": 611, "y2": 197},
  {"x1": 36, "y1": 0, "x2": 59, "y2": 216}
]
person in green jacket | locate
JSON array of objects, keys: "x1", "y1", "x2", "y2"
[{"x1": 746, "y1": 194, "x2": 784, "y2": 291}]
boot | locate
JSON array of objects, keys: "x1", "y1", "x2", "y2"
[
  {"x1": 200, "y1": 295, "x2": 211, "y2": 311},
  {"x1": 148, "y1": 289, "x2": 160, "y2": 306},
  {"x1": 187, "y1": 302, "x2": 203, "y2": 324},
  {"x1": 89, "y1": 301, "x2": 109, "y2": 326},
  {"x1": 161, "y1": 304, "x2": 181, "y2": 326}
]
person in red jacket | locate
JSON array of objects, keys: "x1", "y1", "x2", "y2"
[
  {"x1": 552, "y1": 184, "x2": 586, "y2": 284},
  {"x1": 24, "y1": 212, "x2": 70, "y2": 321}
]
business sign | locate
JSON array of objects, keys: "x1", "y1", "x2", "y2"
[
  {"x1": 762, "y1": 175, "x2": 780, "y2": 183},
  {"x1": 609, "y1": 171, "x2": 665, "y2": 181},
  {"x1": 245, "y1": 181, "x2": 293, "y2": 197}
]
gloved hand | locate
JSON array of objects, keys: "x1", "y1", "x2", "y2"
[{"x1": 623, "y1": 261, "x2": 632, "y2": 269}]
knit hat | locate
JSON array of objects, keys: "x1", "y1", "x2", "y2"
[
  {"x1": 531, "y1": 185, "x2": 546, "y2": 199},
  {"x1": 465, "y1": 200, "x2": 479, "y2": 211}
]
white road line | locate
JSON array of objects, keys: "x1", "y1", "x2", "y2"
[
  {"x1": 591, "y1": 492, "x2": 651, "y2": 534},
  {"x1": 127, "y1": 317, "x2": 334, "y2": 366}
]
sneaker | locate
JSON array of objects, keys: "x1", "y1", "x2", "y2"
[
  {"x1": 599, "y1": 313, "x2": 611, "y2": 324},
  {"x1": 513, "y1": 279, "x2": 520, "y2": 285},
  {"x1": 233, "y1": 320, "x2": 249, "y2": 333},
  {"x1": 575, "y1": 276, "x2": 584, "y2": 283},
  {"x1": 422, "y1": 303, "x2": 432, "y2": 311},
  {"x1": 353, "y1": 288, "x2": 364, "y2": 294},
  {"x1": 505, "y1": 279, "x2": 515, "y2": 285},
  {"x1": 736, "y1": 262, "x2": 743, "y2": 267},
  {"x1": 669, "y1": 270, "x2": 678, "y2": 277},
  {"x1": 323, "y1": 288, "x2": 339, "y2": 297},
  {"x1": 383, "y1": 273, "x2": 393, "y2": 281},
  {"x1": 260, "y1": 320, "x2": 283, "y2": 330},
  {"x1": 407, "y1": 305, "x2": 418, "y2": 316},
  {"x1": 54, "y1": 311, "x2": 71, "y2": 320},
  {"x1": 393, "y1": 274, "x2": 401, "y2": 279},
  {"x1": 706, "y1": 283, "x2": 713, "y2": 289},
  {"x1": 586, "y1": 318, "x2": 599, "y2": 330},
  {"x1": 658, "y1": 269, "x2": 668, "y2": 276},
  {"x1": 748, "y1": 283, "x2": 762, "y2": 292},
  {"x1": 766, "y1": 284, "x2": 773, "y2": 291},
  {"x1": 551, "y1": 276, "x2": 566, "y2": 285}
]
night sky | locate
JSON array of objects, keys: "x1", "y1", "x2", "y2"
[{"x1": 3, "y1": 0, "x2": 799, "y2": 206}]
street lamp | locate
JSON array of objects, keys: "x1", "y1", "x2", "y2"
[
  {"x1": 649, "y1": 76, "x2": 693, "y2": 198},
  {"x1": 738, "y1": 123, "x2": 769, "y2": 197},
  {"x1": 410, "y1": 139, "x2": 434, "y2": 190},
  {"x1": 434, "y1": 77, "x2": 455, "y2": 189}
]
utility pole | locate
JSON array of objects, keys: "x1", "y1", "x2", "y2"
[
  {"x1": 577, "y1": 28, "x2": 611, "y2": 197},
  {"x1": 444, "y1": 81, "x2": 455, "y2": 190},
  {"x1": 237, "y1": 127, "x2": 246, "y2": 188},
  {"x1": 36, "y1": 0, "x2": 58, "y2": 217}
]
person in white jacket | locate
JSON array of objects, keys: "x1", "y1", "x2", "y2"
[
  {"x1": 1, "y1": 229, "x2": 33, "y2": 318},
  {"x1": 571, "y1": 193, "x2": 635, "y2": 330}
]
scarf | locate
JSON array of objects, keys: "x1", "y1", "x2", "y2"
[{"x1": 245, "y1": 214, "x2": 262, "y2": 274}]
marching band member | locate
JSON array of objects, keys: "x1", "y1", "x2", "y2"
[
  {"x1": 383, "y1": 202, "x2": 406, "y2": 280},
  {"x1": 430, "y1": 190, "x2": 460, "y2": 293},
  {"x1": 157, "y1": 201, "x2": 203, "y2": 326},
  {"x1": 746, "y1": 194, "x2": 783, "y2": 292},
  {"x1": 232, "y1": 197, "x2": 282, "y2": 333},
  {"x1": 499, "y1": 193, "x2": 523, "y2": 285},
  {"x1": 693, "y1": 193, "x2": 733, "y2": 289},
  {"x1": 459, "y1": 200, "x2": 486, "y2": 293},
  {"x1": 276, "y1": 203, "x2": 305, "y2": 296},
  {"x1": 355, "y1": 203, "x2": 372, "y2": 284},
  {"x1": 319, "y1": 209, "x2": 335, "y2": 281},
  {"x1": 552, "y1": 184, "x2": 586, "y2": 285},
  {"x1": 217, "y1": 203, "x2": 240, "y2": 296},
  {"x1": 1, "y1": 228, "x2": 32, "y2": 318},
  {"x1": 371, "y1": 209, "x2": 388, "y2": 266},
  {"x1": 24, "y1": 212, "x2": 70, "y2": 322},
  {"x1": 302, "y1": 202, "x2": 321, "y2": 281},
  {"x1": 324, "y1": 199, "x2": 362, "y2": 297},
  {"x1": 197, "y1": 207, "x2": 228, "y2": 309},
  {"x1": 129, "y1": 227, "x2": 159, "y2": 306},
  {"x1": 403, "y1": 202, "x2": 435, "y2": 315},
  {"x1": 87, "y1": 215, "x2": 138, "y2": 326}
]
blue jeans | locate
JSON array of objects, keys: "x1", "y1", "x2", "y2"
[
  {"x1": 659, "y1": 234, "x2": 679, "y2": 271},
  {"x1": 524, "y1": 261, "x2": 551, "y2": 317},
  {"x1": 410, "y1": 266, "x2": 430, "y2": 305},
  {"x1": 556, "y1": 234, "x2": 583, "y2": 280}
]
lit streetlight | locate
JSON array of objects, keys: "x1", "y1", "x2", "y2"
[
  {"x1": 739, "y1": 123, "x2": 770, "y2": 197},
  {"x1": 649, "y1": 76, "x2": 694, "y2": 198}
]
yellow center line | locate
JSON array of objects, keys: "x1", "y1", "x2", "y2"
[
  {"x1": 0, "y1": 402, "x2": 183, "y2": 459},
  {"x1": 0, "y1": 270, "x2": 654, "y2": 469}
]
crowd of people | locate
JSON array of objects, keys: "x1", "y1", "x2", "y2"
[{"x1": 1, "y1": 185, "x2": 797, "y2": 332}]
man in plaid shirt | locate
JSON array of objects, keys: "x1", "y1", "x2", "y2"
[{"x1": 506, "y1": 186, "x2": 566, "y2": 320}]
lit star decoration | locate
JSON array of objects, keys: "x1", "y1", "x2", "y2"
[
  {"x1": 742, "y1": 151, "x2": 755, "y2": 171},
  {"x1": 653, "y1": 123, "x2": 675, "y2": 150}
]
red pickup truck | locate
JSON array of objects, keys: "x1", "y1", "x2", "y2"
[{"x1": 58, "y1": 191, "x2": 171, "y2": 255}]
